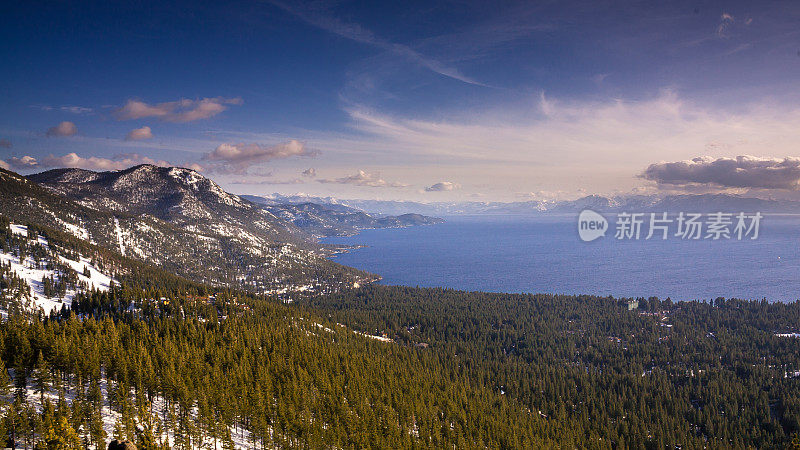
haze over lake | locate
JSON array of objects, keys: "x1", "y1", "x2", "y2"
[{"x1": 325, "y1": 215, "x2": 800, "y2": 302}]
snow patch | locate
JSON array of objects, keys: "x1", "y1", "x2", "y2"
[
  {"x1": 0, "y1": 224, "x2": 114, "y2": 315},
  {"x1": 10, "y1": 223, "x2": 27, "y2": 236},
  {"x1": 354, "y1": 331, "x2": 393, "y2": 343},
  {"x1": 59, "y1": 219, "x2": 89, "y2": 240},
  {"x1": 114, "y1": 217, "x2": 125, "y2": 256}
]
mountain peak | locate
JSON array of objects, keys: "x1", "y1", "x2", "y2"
[{"x1": 28, "y1": 164, "x2": 250, "y2": 221}]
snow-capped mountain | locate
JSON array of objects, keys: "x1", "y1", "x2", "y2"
[
  {"x1": 28, "y1": 165, "x2": 306, "y2": 245},
  {"x1": 262, "y1": 192, "x2": 800, "y2": 216},
  {"x1": 242, "y1": 195, "x2": 443, "y2": 237},
  {"x1": 1, "y1": 166, "x2": 368, "y2": 294}
]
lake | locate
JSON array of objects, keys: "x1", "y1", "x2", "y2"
[{"x1": 323, "y1": 214, "x2": 800, "y2": 302}]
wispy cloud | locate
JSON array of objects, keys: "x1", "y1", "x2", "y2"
[
  {"x1": 115, "y1": 97, "x2": 242, "y2": 122},
  {"x1": 46, "y1": 121, "x2": 77, "y2": 137},
  {"x1": 230, "y1": 177, "x2": 305, "y2": 185},
  {"x1": 319, "y1": 91, "x2": 800, "y2": 195},
  {"x1": 210, "y1": 88, "x2": 800, "y2": 198},
  {"x1": 717, "y1": 12, "x2": 735, "y2": 38},
  {"x1": 318, "y1": 170, "x2": 407, "y2": 188},
  {"x1": 31, "y1": 105, "x2": 92, "y2": 114},
  {"x1": 269, "y1": 1, "x2": 486, "y2": 87},
  {"x1": 60, "y1": 106, "x2": 93, "y2": 114}
]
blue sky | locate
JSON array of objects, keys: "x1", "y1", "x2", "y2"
[{"x1": 2, "y1": 0, "x2": 800, "y2": 201}]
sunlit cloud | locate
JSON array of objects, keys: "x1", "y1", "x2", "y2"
[
  {"x1": 40, "y1": 152, "x2": 170, "y2": 171},
  {"x1": 125, "y1": 126, "x2": 154, "y2": 141},
  {"x1": 318, "y1": 170, "x2": 407, "y2": 188},
  {"x1": 202, "y1": 140, "x2": 318, "y2": 174},
  {"x1": 46, "y1": 121, "x2": 77, "y2": 137},
  {"x1": 115, "y1": 97, "x2": 242, "y2": 123},
  {"x1": 8, "y1": 155, "x2": 39, "y2": 169}
]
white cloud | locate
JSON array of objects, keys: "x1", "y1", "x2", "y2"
[
  {"x1": 114, "y1": 97, "x2": 242, "y2": 122},
  {"x1": 424, "y1": 181, "x2": 461, "y2": 192},
  {"x1": 8, "y1": 156, "x2": 39, "y2": 169},
  {"x1": 202, "y1": 140, "x2": 318, "y2": 174},
  {"x1": 318, "y1": 170, "x2": 407, "y2": 188},
  {"x1": 0, "y1": 160, "x2": 10, "y2": 170},
  {"x1": 46, "y1": 121, "x2": 77, "y2": 137},
  {"x1": 125, "y1": 126, "x2": 153, "y2": 141},
  {"x1": 641, "y1": 155, "x2": 800, "y2": 190},
  {"x1": 41, "y1": 153, "x2": 170, "y2": 171}
]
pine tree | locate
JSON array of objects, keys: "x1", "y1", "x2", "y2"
[
  {"x1": 0, "y1": 360, "x2": 10, "y2": 402},
  {"x1": 42, "y1": 414, "x2": 82, "y2": 449},
  {"x1": 32, "y1": 350, "x2": 52, "y2": 406}
]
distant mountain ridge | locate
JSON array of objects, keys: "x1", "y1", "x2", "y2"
[
  {"x1": 261, "y1": 192, "x2": 800, "y2": 216},
  {"x1": 242, "y1": 195, "x2": 443, "y2": 237}
]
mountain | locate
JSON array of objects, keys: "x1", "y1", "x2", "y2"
[
  {"x1": 1, "y1": 166, "x2": 369, "y2": 294},
  {"x1": 261, "y1": 192, "x2": 800, "y2": 216},
  {"x1": 28, "y1": 165, "x2": 306, "y2": 245},
  {"x1": 243, "y1": 195, "x2": 443, "y2": 237}
]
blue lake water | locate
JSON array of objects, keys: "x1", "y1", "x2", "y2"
[{"x1": 323, "y1": 215, "x2": 800, "y2": 302}]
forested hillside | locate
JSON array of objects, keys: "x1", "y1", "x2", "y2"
[
  {"x1": 302, "y1": 286, "x2": 800, "y2": 448},
  {"x1": 4, "y1": 277, "x2": 800, "y2": 447},
  {"x1": 2, "y1": 182, "x2": 800, "y2": 448},
  {"x1": 1, "y1": 272, "x2": 549, "y2": 448}
]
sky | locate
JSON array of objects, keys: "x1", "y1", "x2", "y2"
[{"x1": 2, "y1": 0, "x2": 800, "y2": 202}]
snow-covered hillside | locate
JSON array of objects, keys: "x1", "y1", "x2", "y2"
[
  {"x1": 1, "y1": 166, "x2": 371, "y2": 295},
  {"x1": 0, "y1": 223, "x2": 113, "y2": 316}
]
